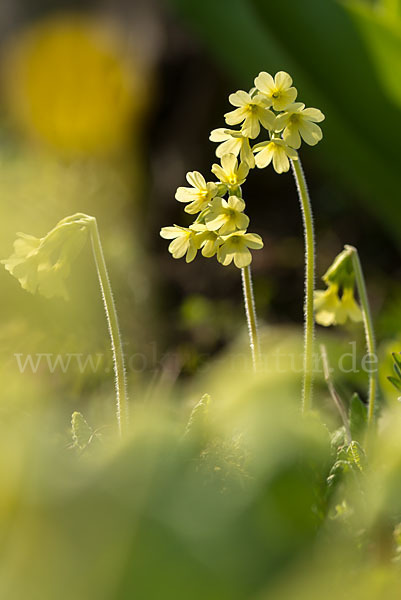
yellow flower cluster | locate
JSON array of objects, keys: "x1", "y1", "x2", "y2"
[{"x1": 161, "y1": 71, "x2": 324, "y2": 269}]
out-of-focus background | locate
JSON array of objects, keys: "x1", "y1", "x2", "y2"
[
  {"x1": 1, "y1": 0, "x2": 401, "y2": 422},
  {"x1": 1, "y1": 2, "x2": 401, "y2": 599}
]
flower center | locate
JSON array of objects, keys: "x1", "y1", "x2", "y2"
[{"x1": 272, "y1": 91, "x2": 280, "y2": 99}]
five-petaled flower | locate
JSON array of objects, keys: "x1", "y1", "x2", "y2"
[
  {"x1": 205, "y1": 196, "x2": 250, "y2": 235},
  {"x1": 160, "y1": 225, "x2": 201, "y2": 263},
  {"x1": 217, "y1": 231, "x2": 264, "y2": 268},
  {"x1": 274, "y1": 103, "x2": 325, "y2": 149},
  {"x1": 209, "y1": 128, "x2": 255, "y2": 168},
  {"x1": 253, "y1": 138, "x2": 298, "y2": 173},
  {"x1": 211, "y1": 153, "x2": 249, "y2": 188},
  {"x1": 254, "y1": 71, "x2": 297, "y2": 111},
  {"x1": 224, "y1": 90, "x2": 275, "y2": 139},
  {"x1": 175, "y1": 171, "x2": 218, "y2": 214}
]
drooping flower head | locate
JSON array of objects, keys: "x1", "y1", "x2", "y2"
[
  {"x1": 314, "y1": 247, "x2": 363, "y2": 327},
  {"x1": 2, "y1": 217, "x2": 88, "y2": 299}
]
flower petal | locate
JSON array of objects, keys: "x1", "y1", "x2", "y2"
[
  {"x1": 224, "y1": 107, "x2": 247, "y2": 126},
  {"x1": 186, "y1": 171, "x2": 206, "y2": 189},
  {"x1": 243, "y1": 233, "x2": 264, "y2": 249},
  {"x1": 234, "y1": 247, "x2": 252, "y2": 268},
  {"x1": 175, "y1": 187, "x2": 198, "y2": 203},
  {"x1": 258, "y1": 108, "x2": 275, "y2": 131},
  {"x1": 302, "y1": 108, "x2": 325, "y2": 122},
  {"x1": 216, "y1": 137, "x2": 242, "y2": 159},
  {"x1": 299, "y1": 121, "x2": 323, "y2": 146},
  {"x1": 242, "y1": 114, "x2": 260, "y2": 139},
  {"x1": 209, "y1": 128, "x2": 230, "y2": 142},
  {"x1": 254, "y1": 71, "x2": 275, "y2": 95},
  {"x1": 227, "y1": 195, "x2": 245, "y2": 211},
  {"x1": 274, "y1": 71, "x2": 293, "y2": 89},
  {"x1": 283, "y1": 124, "x2": 302, "y2": 149},
  {"x1": 272, "y1": 146, "x2": 290, "y2": 174},
  {"x1": 229, "y1": 90, "x2": 251, "y2": 107}
]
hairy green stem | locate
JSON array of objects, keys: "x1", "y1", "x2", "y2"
[
  {"x1": 89, "y1": 217, "x2": 128, "y2": 435},
  {"x1": 241, "y1": 264, "x2": 261, "y2": 372},
  {"x1": 291, "y1": 158, "x2": 315, "y2": 413},
  {"x1": 346, "y1": 245, "x2": 377, "y2": 429}
]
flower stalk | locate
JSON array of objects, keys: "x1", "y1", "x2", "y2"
[
  {"x1": 88, "y1": 217, "x2": 128, "y2": 436},
  {"x1": 241, "y1": 264, "x2": 261, "y2": 372},
  {"x1": 291, "y1": 157, "x2": 315, "y2": 413}
]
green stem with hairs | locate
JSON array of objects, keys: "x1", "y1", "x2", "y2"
[
  {"x1": 241, "y1": 264, "x2": 261, "y2": 372},
  {"x1": 346, "y1": 245, "x2": 377, "y2": 429},
  {"x1": 88, "y1": 217, "x2": 128, "y2": 435},
  {"x1": 291, "y1": 157, "x2": 315, "y2": 413}
]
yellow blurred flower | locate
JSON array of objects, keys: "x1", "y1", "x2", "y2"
[{"x1": 2, "y1": 14, "x2": 146, "y2": 156}]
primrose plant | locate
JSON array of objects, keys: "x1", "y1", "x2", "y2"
[
  {"x1": 314, "y1": 245, "x2": 377, "y2": 438},
  {"x1": 161, "y1": 70, "x2": 325, "y2": 411},
  {"x1": 2, "y1": 213, "x2": 128, "y2": 436}
]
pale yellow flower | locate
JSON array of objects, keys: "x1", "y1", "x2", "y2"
[
  {"x1": 211, "y1": 153, "x2": 249, "y2": 187},
  {"x1": 253, "y1": 138, "x2": 298, "y2": 173},
  {"x1": 336, "y1": 288, "x2": 363, "y2": 325},
  {"x1": 190, "y1": 224, "x2": 222, "y2": 258},
  {"x1": 254, "y1": 71, "x2": 297, "y2": 111},
  {"x1": 160, "y1": 225, "x2": 201, "y2": 263},
  {"x1": 224, "y1": 90, "x2": 275, "y2": 138},
  {"x1": 314, "y1": 284, "x2": 341, "y2": 327},
  {"x1": 2, "y1": 220, "x2": 88, "y2": 299},
  {"x1": 314, "y1": 284, "x2": 362, "y2": 326},
  {"x1": 217, "y1": 231, "x2": 263, "y2": 269},
  {"x1": 175, "y1": 171, "x2": 218, "y2": 214},
  {"x1": 205, "y1": 196, "x2": 250, "y2": 235},
  {"x1": 274, "y1": 103, "x2": 325, "y2": 149},
  {"x1": 209, "y1": 128, "x2": 255, "y2": 168}
]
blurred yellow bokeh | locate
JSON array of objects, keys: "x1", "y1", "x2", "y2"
[{"x1": 2, "y1": 13, "x2": 147, "y2": 156}]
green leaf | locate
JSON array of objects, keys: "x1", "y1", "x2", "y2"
[
  {"x1": 388, "y1": 376, "x2": 401, "y2": 392},
  {"x1": 349, "y1": 393, "x2": 368, "y2": 443}
]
